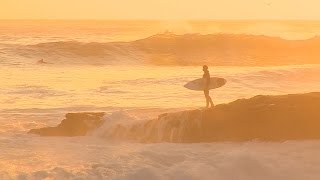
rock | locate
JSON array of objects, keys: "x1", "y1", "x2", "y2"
[
  {"x1": 104, "y1": 92, "x2": 320, "y2": 142},
  {"x1": 28, "y1": 92, "x2": 320, "y2": 142},
  {"x1": 29, "y1": 112, "x2": 105, "y2": 136}
]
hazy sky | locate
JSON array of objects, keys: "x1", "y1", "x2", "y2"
[{"x1": 0, "y1": 0, "x2": 319, "y2": 20}]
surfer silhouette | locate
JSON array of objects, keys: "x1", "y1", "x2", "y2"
[{"x1": 203, "y1": 65, "x2": 214, "y2": 108}]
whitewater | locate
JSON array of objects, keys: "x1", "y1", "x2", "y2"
[{"x1": 1, "y1": 20, "x2": 320, "y2": 179}]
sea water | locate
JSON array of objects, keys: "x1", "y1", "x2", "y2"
[{"x1": 1, "y1": 20, "x2": 320, "y2": 179}]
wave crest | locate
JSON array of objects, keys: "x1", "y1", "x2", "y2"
[{"x1": 12, "y1": 33, "x2": 320, "y2": 65}]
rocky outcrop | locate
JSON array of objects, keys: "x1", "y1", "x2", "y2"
[
  {"x1": 29, "y1": 112, "x2": 105, "y2": 136},
  {"x1": 29, "y1": 92, "x2": 320, "y2": 143},
  {"x1": 105, "y1": 92, "x2": 320, "y2": 142}
]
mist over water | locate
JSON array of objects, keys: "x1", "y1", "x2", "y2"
[{"x1": 1, "y1": 20, "x2": 320, "y2": 179}]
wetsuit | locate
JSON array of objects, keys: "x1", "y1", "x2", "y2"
[
  {"x1": 203, "y1": 70, "x2": 214, "y2": 107},
  {"x1": 203, "y1": 70, "x2": 210, "y2": 96}
]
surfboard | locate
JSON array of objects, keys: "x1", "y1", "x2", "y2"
[{"x1": 184, "y1": 77, "x2": 227, "y2": 91}]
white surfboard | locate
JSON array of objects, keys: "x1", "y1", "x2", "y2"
[{"x1": 184, "y1": 77, "x2": 227, "y2": 91}]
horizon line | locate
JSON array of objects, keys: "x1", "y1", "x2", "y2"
[{"x1": 1, "y1": 18, "x2": 320, "y2": 21}]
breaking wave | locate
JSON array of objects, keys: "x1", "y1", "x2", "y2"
[
  {"x1": 92, "y1": 110, "x2": 202, "y2": 143},
  {"x1": 7, "y1": 33, "x2": 320, "y2": 66}
]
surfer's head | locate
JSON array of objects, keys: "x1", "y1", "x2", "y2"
[{"x1": 203, "y1": 65, "x2": 208, "y2": 71}]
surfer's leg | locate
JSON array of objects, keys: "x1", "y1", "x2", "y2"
[
  {"x1": 204, "y1": 90, "x2": 210, "y2": 108},
  {"x1": 208, "y1": 95, "x2": 214, "y2": 107}
]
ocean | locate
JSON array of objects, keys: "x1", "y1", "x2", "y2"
[{"x1": 1, "y1": 20, "x2": 320, "y2": 179}]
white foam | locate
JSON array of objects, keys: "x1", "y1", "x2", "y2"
[
  {"x1": 91, "y1": 111, "x2": 139, "y2": 138},
  {"x1": 1, "y1": 140, "x2": 320, "y2": 179}
]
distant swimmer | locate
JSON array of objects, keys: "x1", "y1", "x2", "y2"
[
  {"x1": 202, "y1": 65, "x2": 214, "y2": 108},
  {"x1": 37, "y1": 59, "x2": 46, "y2": 64},
  {"x1": 37, "y1": 59, "x2": 50, "y2": 64},
  {"x1": 265, "y1": 1, "x2": 272, "y2": 6}
]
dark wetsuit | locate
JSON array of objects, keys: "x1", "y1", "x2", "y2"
[
  {"x1": 203, "y1": 70, "x2": 210, "y2": 96},
  {"x1": 203, "y1": 70, "x2": 214, "y2": 107}
]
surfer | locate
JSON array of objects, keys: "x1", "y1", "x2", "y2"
[
  {"x1": 37, "y1": 59, "x2": 52, "y2": 64},
  {"x1": 37, "y1": 59, "x2": 46, "y2": 64},
  {"x1": 203, "y1": 65, "x2": 214, "y2": 108}
]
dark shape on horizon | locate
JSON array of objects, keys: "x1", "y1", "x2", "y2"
[{"x1": 37, "y1": 59, "x2": 47, "y2": 64}]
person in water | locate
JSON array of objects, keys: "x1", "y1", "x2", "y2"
[{"x1": 203, "y1": 65, "x2": 214, "y2": 108}]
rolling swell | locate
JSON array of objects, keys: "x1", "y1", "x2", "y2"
[
  {"x1": 13, "y1": 33, "x2": 320, "y2": 65},
  {"x1": 18, "y1": 41, "x2": 144, "y2": 64}
]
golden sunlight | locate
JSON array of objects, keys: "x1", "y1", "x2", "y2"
[
  {"x1": 0, "y1": 0, "x2": 320, "y2": 20},
  {"x1": 1, "y1": 0, "x2": 320, "y2": 179}
]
